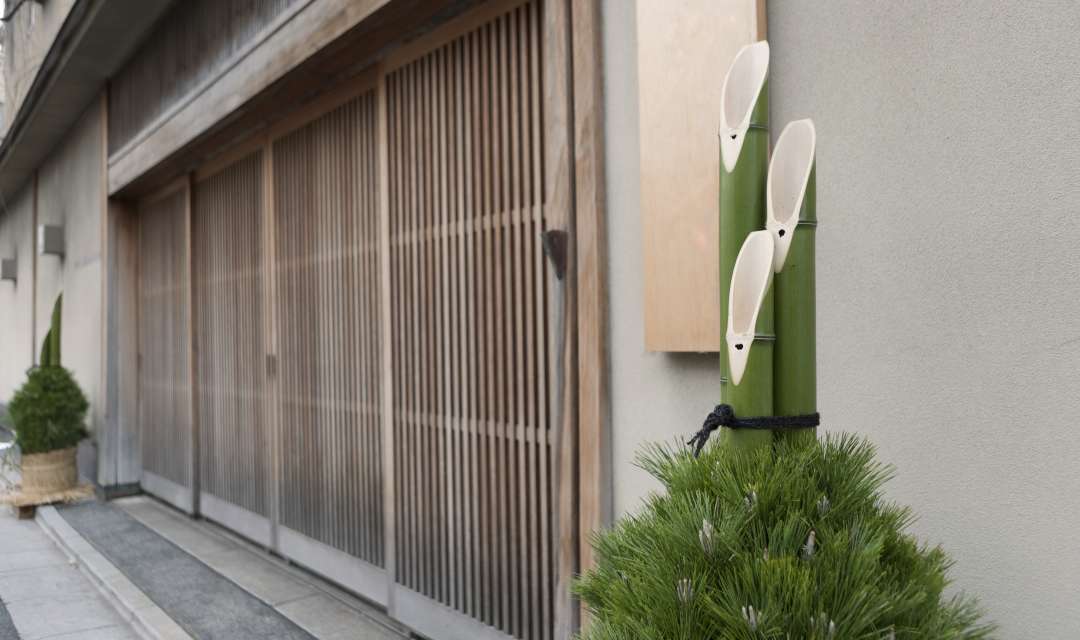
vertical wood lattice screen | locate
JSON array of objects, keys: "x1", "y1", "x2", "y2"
[
  {"x1": 136, "y1": 1, "x2": 559, "y2": 638},
  {"x1": 272, "y1": 92, "x2": 385, "y2": 566},
  {"x1": 193, "y1": 151, "x2": 272, "y2": 519},
  {"x1": 385, "y1": 2, "x2": 552, "y2": 637},
  {"x1": 138, "y1": 190, "x2": 192, "y2": 491}
]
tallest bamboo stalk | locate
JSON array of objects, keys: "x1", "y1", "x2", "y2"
[{"x1": 719, "y1": 42, "x2": 771, "y2": 451}]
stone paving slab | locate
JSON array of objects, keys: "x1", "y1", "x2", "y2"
[
  {"x1": 36, "y1": 505, "x2": 187, "y2": 640},
  {"x1": 116, "y1": 497, "x2": 409, "y2": 640}
]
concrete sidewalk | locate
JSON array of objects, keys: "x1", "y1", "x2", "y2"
[
  {"x1": 0, "y1": 438, "x2": 138, "y2": 640},
  {"x1": 0, "y1": 504, "x2": 138, "y2": 639}
]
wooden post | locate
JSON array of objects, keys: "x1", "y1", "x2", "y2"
[
  {"x1": 571, "y1": 0, "x2": 609, "y2": 580},
  {"x1": 545, "y1": 0, "x2": 579, "y2": 637}
]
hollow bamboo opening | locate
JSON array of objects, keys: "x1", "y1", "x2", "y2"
[
  {"x1": 729, "y1": 231, "x2": 774, "y2": 336},
  {"x1": 721, "y1": 41, "x2": 770, "y2": 132},
  {"x1": 767, "y1": 119, "x2": 816, "y2": 272},
  {"x1": 719, "y1": 41, "x2": 769, "y2": 172}
]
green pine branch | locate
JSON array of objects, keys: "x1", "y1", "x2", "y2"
[{"x1": 576, "y1": 434, "x2": 995, "y2": 639}]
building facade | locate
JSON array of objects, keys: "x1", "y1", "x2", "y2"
[
  {"x1": 0, "y1": 1, "x2": 605, "y2": 638},
  {"x1": 0, "y1": 1, "x2": 1077, "y2": 638}
]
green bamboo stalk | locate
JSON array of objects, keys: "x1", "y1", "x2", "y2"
[
  {"x1": 721, "y1": 231, "x2": 774, "y2": 453},
  {"x1": 767, "y1": 120, "x2": 817, "y2": 445},
  {"x1": 719, "y1": 41, "x2": 770, "y2": 419}
]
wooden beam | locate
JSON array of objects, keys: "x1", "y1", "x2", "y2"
[
  {"x1": 108, "y1": 0, "x2": 393, "y2": 195},
  {"x1": 545, "y1": 0, "x2": 578, "y2": 638},
  {"x1": 31, "y1": 170, "x2": 37, "y2": 366},
  {"x1": 260, "y1": 144, "x2": 279, "y2": 547},
  {"x1": 183, "y1": 175, "x2": 198, "y2": 515},
  {"x1": 98, "y1": 90, "x2": 108, "y2": 487},
  {"x1": 571, "y1": 0, "x2": 609, "y2": 583},
  {"x1": 103, "y1": 196, "x2": 140, "y2": 486},
  {"x1": 376, "y1": 62, "x2": 398, "y2": 616}
]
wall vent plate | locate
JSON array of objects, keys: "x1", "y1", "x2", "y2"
[
  {"x1": 0, "y1": 258, "x2": 15, "y2": 282},
  {"x1": 38, "y1": 224, "x2": 64, "y2": 257}
]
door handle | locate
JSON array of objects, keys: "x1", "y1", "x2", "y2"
[{"x1": 542, "y1": 229, "x2": 568, "y2": 281}]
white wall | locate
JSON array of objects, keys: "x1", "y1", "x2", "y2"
[
  {"x1": 603, "y1": 2, "x2": 1080, "y2": 638},
  {"x1": 36, "y1": 98, "x2": 105, "y2": 478},
  {"x1": 0, "y1": 184, "x2": 35, "y2": 402}
]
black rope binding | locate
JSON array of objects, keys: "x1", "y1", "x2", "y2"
[{"x1": 687, "y1": 404, "x2": 820, "y2": 456}]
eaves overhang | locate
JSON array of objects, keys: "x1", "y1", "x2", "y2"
[{"x1": 0, "y1": 0, "x2": 176, "y2": 203}]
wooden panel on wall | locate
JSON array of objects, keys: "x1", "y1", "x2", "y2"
[
  {"x1": 272, "y1": 91, "x2": 385, "y2": 566},
  {"x1": 137, "y1": 188, "x2": 192, "y2": 490},
  {"x1": 108, "y1": 0, "x2": 303, "y2": 155},
  {"x1": 384, "y1": 1, "x2": 554, "y2": 637},
  {"x1": 638, "y1": 0, "x2": 766, "y2": 351},
  {"x1": 193, "y1": 151, "x2": 272, "y2": 517}
]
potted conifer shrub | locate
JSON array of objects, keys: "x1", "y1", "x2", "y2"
[
  {"x1": 1, "y1": 294, "x2": 91, "y2": 513},
  {"x1": 6, "y1": 366, "x2": 89, "y2": 501}
]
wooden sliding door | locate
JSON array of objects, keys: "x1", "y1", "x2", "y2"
[
  {"x1": 137, "y1": 185, "x2": 195, "y2": 512},
  {"x1": 192, "y1": 151, "x2": 274, "y2": 545},
  {"x1": 382, "y1": 2, "x2": 559, "y2": 638},
  {"x1": 271, "y1": 89, "x2": 388, "y2": 601}
]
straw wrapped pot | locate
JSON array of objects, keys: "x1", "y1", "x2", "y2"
[
  {"x1": 1, "y1": 446, "x2": 91, "y2": 507},
  {"x1": 22, "y1": 447, "x2": 77, "y2": 494}
]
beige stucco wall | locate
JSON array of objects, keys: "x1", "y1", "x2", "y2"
[
  {"x1": 603, "y1": 1, "x2": 1080, "y2": 638},
  {"x1": 0, "y1": 183, "x2": 35, "y2": 403}
]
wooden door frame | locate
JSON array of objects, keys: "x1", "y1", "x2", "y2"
[
  {"x1": 568, "y1": 0, "x2": 609, "y2": 580},
  {"x1": 548, "y1": 0, "x2": 609, "y2": 631}
]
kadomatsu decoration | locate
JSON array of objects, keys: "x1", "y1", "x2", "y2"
[{"x1": 576, "y1": 40, "x2": 993, "y2": 638}]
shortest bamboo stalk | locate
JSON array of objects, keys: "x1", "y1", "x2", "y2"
[{"x1": 721, "y1": 231, "x2": 774, "y2": 453}]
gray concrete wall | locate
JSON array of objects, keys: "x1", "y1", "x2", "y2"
[
  {"x1": 603, "y1": 1, "x2": 1080, "y2": 638},
  {"x1": 2, "y1": 0, "x2": 77, "y2": 134},
  {"x1": 602, "y1": 0, "x2": 724, "y2": 518},
  {"x1": 0, "y1": 184, "x2": 35, "y2": 401},
  {"x1": 36, "y1": 98, "x2": 105, "y2": 480}
]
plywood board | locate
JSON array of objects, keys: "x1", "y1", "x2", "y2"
[{"x1": 638, "y1": 0, "x2": 766, "y2": 351}]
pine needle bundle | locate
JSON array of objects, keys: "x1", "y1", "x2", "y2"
[{"x1": 575, "y1": 434, "x2": 994, "y2": 639}]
